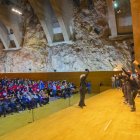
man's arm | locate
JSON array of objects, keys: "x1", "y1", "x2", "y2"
[
  {"x1": 122, "y1": 68, "x2": 131, "y2": 77},
  {"x1": 84, "y1": 69, "x2": 89, "y2": 81}
]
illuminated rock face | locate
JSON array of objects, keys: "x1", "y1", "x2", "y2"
[
  {"x1": 0, "y1": 1, "x2": 48, "y2": 72},
  {"x1": 0, "y1": 0, "x2": 132, "y2": 72},
  {"x1": 46, "y1": 41, "x2": 132, "y2": 72},
  {"x1": 0, "y1": 23, "x2": 48, "y2": 72},
  {"x1": 46, "y1": 1, "x2": 132, "y2": 72}
]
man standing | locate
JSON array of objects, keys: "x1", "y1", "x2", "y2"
[
  {"x1": 111, "y1": 75, "x2": 115, "y2": 88},
  {"x1": 122, "y1": 68, "x2": 140, "y2": 111},
  {"x1": 79, "y1": 69, "x2": 89, "y2": 108}
]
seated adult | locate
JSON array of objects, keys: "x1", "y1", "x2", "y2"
[{"x1": 0, "y1": 101, "x2": 3, "y2": 117}]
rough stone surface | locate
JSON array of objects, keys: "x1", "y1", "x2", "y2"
[
  {"x1": 46, "y1": 1, "x2": 132, "y2": 72},
  {"x1": 0, "y1": 1, "x2": 48, "y2": 72},
  {"x1": 0, "y1": 0, "x2": 133, "y2": 72}
]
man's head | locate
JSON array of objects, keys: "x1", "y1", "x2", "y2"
[
  {"x1": 122, "y1": 72, "x2": 126, "y2": 76},
  {"x1": 80, "y1": 74, "x2": 85, "y2": 79}
]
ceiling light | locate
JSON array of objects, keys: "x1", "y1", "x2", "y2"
[
  {"x1": 113, "y1": 1, "x2": 118, "y2": 9},
  {"x1": 11, "y1": 8, "x2": 22, "y2": 15}
]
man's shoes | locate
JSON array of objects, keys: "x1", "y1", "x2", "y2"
[
  {"x1": 79, "y1": 105, "x2": 83, "y2": 109},
  {"x1": 123, "y1": 101, "x2": 128, "y2": 104},
  {"x1": 131, "y1": 108, "x2": 136, "y2": 112}
]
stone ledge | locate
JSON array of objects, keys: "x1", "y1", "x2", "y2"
[
  {"x1": 48, "y1": 41, "x2": 73, "y2": 46},
  {"x1": 3, "y1": 48, "x2": 21, "y2": 51},
  {"x1": 109, "y1": 34, "x2": 133, "y2": 40}
]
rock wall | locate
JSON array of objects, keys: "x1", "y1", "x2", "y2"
[
  {"x1": 0, "y1": 0, "x2": 133, "y2": 72},
  {"x1": 46, "y1": 0, "x2": 133, "y2": 71},
  {"x1": 0, "y1": 1, "x2": 48, "y2": 72}
]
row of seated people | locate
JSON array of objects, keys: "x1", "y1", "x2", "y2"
[{"x1": 0, "y1": 78, "x2": 78, "y2": 117}]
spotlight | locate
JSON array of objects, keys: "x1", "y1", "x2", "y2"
[
  {"x1": 113, "y1": 0, "x2": 118, "y2": 9},
  {"x1": 11, "y1": 8, "x2": 22, "y2": 15}
]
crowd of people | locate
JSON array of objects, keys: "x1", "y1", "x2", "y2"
[
  {"x1": 111, "y1": 74, "x2": 122, "y2": 89},
  {"x1": 0, "y1": 78, "x2": 77, "y2": 117},
  {"x1": 111, "y1": 60, "x2": 140, "y2": 112},
  {"x1": 1, "y1": 60, "x2": 139, "y2": 117}
]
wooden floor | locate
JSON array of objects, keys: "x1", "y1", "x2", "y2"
[{"x1": 1, "y1": 89, "x2": 140, "y2": 140}]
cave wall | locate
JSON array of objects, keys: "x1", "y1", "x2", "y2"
[{"x1": 0, "y1": 0, "x2": 133, "y2": 72}]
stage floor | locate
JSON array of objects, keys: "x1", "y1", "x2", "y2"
[{"x1": 1, "y1": 89, "x2": 140, "y2": 140}]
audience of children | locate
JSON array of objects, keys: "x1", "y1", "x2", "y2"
[{"x1": 0, "y1": 78, "x2": 77, "y2": 117}]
